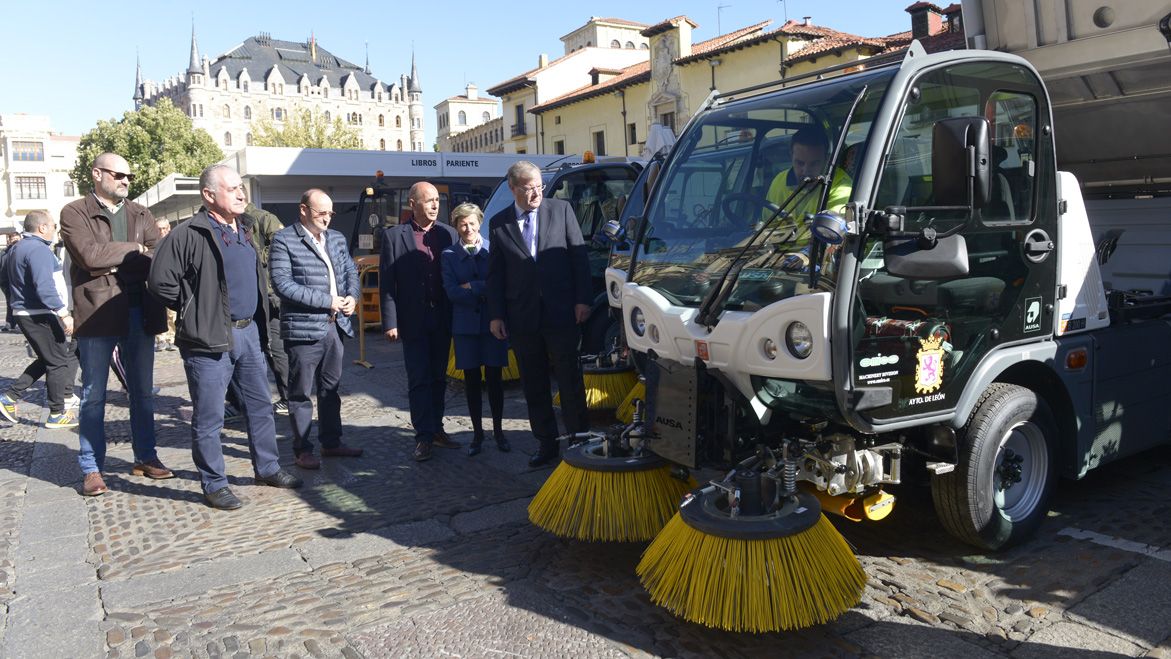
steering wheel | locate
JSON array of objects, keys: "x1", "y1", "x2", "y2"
[{"x1": 720, "y1": 192, "x2": 783, "y2": 226}]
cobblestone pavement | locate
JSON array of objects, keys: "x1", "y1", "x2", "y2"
[{"x1": 0, "y1": 324, "x2": 1169, "y2": 658}]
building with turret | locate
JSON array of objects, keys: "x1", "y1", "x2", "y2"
[{"x1": 136, "y1": 27, "x2": 424, "y2": 152}]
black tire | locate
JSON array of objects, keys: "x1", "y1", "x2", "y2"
[
  {"x1": 931, "y1": 383, "x2": 1057, "y2": 550},
  {"x1": 582, "y1": 310, "x2": 620, "y2": 355}
]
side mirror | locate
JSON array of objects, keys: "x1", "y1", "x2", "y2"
[
  {"x1": 643, "y1": 160, "x2": 662, "y2": 201},
  {"x1": 932, "y1": 117, "x2": 990, "y2": 209},
  {"x1": 884, "y1": 233, "x2": 969, "y2": 280},
  {"x1": 602, "y1": 219, "x2": 623, "y2": 242}
]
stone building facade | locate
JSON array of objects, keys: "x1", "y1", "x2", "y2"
[
  {"x1": 136, "y1": 28, "x2": 425, "y2": 152},
  {"x1": 0, "y1": 114, "x2": 82, "y2": 232}
]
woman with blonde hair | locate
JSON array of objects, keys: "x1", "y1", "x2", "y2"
[{"x1": 441, "y1": 203, "x2": 510, "y2": 456}]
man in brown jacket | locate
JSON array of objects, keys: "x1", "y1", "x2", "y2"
[{"x1": 60, "y1": 152, "x2": 173, "y2": 496}]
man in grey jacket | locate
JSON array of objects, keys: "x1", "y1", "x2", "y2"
[
  {"x1": 0, "y1": 211, "x2": 79, "y2": 431},
  {"x1": 269, "y1": 189, "x2": 362, "y2": 469}
]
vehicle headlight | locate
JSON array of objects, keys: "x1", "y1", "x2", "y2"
[
  {"x1": 785, "y1": 321, "x2": 813, "y2": 359},
  {"x1": 609, "y1": 280, "x2": 621, "y2": 300},
  {"x1": 630, "y1": 307, "x2": 646, "y2": 337}
]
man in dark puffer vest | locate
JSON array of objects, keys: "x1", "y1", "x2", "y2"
[{"x1": 269, "y1": 188, "x2": 362, "y2": 469}]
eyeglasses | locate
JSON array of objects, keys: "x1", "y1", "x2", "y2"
[
  {"x1": 98, "y1": 168, "x2": 135, "y2": 182},
  {"x1": 516, "y1": 184, "x2": 543, "y2": 194},
  {"x1": 303, "y1": 206, "x2": 336, "y2": 219}
]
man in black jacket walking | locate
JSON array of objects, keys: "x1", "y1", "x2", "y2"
[{"x1": 148, "y1": 164, "x2": 302, "y2": 510}]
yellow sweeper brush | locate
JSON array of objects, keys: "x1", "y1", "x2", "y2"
[
  {"x1": 615, "y1": 377, "x2": 645, "y2": 424},
  {"x1": 446, "y1": 342, "x2": 521, "y2": 382},
  {"x1": 528, "y1": 433, "x2": 694, "y2": 542},
  {"x1": 636, "y1": 459, "x2": 867, "y2": 633},
  {"x1": 554, "y1": 355, "x2": 638, "y2": 411}
]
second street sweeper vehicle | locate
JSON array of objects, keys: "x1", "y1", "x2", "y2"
[{"x1": 529, "y1": 0, "x2": 1171, "y2": 634}]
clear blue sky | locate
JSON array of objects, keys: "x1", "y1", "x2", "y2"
[{"x1": 1, "y1": 0, "x2": 920, "y2": 147}]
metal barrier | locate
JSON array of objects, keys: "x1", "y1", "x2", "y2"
[{"x1": 352, "y1": 262, "x2": 380, "y2": 369}]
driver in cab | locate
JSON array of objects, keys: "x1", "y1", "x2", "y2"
[{"x1": 764, "y1": 125, "x2": 853, "y2": 270}]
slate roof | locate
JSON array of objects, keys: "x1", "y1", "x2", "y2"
[{"x1": 208, "y1": 35, "x2": 392, "y2": 91}]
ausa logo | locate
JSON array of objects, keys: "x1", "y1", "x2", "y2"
[
  {"x1": 1023, "y1": 297, "x2": 1043, "y2": 332},
  {"x1": 655, "y1": 415, "x2": 684, "y2": 429}
]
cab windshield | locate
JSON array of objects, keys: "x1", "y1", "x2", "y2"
[{"x1": 631, "y1": 69, "x2": 895, "y2": 310}]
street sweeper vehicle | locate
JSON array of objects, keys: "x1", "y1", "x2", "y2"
[{"x1": 527, "y1": 0, "x2": 1171, "y2": 634}]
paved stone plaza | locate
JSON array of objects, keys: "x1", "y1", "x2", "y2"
[{"x1": 0, "y1": 324, "x2": 1170, "y2": 658}]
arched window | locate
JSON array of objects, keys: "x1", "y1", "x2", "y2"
[
  {"x1": 395, "y1": 116, "x2": 401, "y2": 128},
  {"x1": 611, "y1": 39, "x2": 621, "y2": 48},
  {"x1": 244, "y1": 105, "x2": 251, "y2": 120},
  {"x1": 378, "y1": 91, "x2": 383, "y2": 101},
  {"x1": 457, "y1": 110, "x2": 466, "y2": 125},
  {"x1": 324, "y1": 110, "x2": 331, "y2": 122},
  {"x1": 482, "y1": 111, "x2": 491, "y2": 122},
  {"x1": 246, "y1": 132, "x2": 253, "y2": 146},
  {"x1": 224, "y1": 132, "x2": 232, "y2": 146},
  {"x1": 640, "y1": 43, "x2": 649, "y2": 50},
  {"x1": 379, "y1": 138, "x2": 386, "y2": 150},
  {"x1": 223, "y1": 104, "x2": 230, "y2": 119},
  {"x1": 274, "y1": 107, "x2": 284, "y2": 121},
  {"x1": 242, "y1": 80, "x2": 250, "y2": 92},
  {"x1": 378, "y1": 114, "x2": 385, "y2": 127},
  {"x1": 396, "y1": 139, "x2": 403, "y2": 151},
  {"x1": 625, "y1": 41, "x2": 635, "y2": 49}
]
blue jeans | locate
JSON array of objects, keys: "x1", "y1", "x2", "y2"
[
  {"x1": 181, "y1": 322, "x2": 280, "y2": 493},
  {"x1": 76, "y1": 306, "x2": 157, "y2": 474}
]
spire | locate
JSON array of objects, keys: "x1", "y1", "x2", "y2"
[
  {"x1": 310, "y1": 31, "x2": 317, "y2": 64},
  {"x1": 187, "y1": 21, "x2": 201, "y2": 75},
  {"x1": 133, "y1": 54, "x2": 144, "y2": 103},
  {"x1": 408, "y1": 51, "x2": 422, "y2": 93},
  {"x1": 364, "y1": 42, "x2": 370, "y2": 74}
]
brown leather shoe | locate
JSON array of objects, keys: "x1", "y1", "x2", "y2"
[
  {"x1": 82, "y1": 472, "x2": 108, "y2": 496},
  {"x1": 413, "y1": 441, "x2": 432, "y2": 462},
  {"x1": 295, "y1": 453, "x2": 321, "y2": 469},
  {"x1": 321, "y1": 443, "x2": 363, "y2": 458},
  {"x1": 432, "y1": 430, "x2": 461, "y2": 450},
  {"x1": 131, "y1": 459, "x2": 175, "y2": 480}
]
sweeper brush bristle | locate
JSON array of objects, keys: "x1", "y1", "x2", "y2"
[
  {"x1": 555, "y1": 368, "x2": 638, "y2": 410},
  {"x1": 528, "y1": 462, "x2": 695, "y2": 542},
  {"x1": 447, "y1": 343, "x2": 521, "y2": 382},
  {"x1": 637, "y1": 512, "x2": 867, "y2": 632},
  {"x1": 615, "y1": 380, "x2": 645, "y2": 424}
]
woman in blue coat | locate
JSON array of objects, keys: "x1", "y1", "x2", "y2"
[{"x1": 441, "y1": 203, "x2": 511, "y2": 456}]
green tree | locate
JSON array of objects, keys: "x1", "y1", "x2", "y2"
[
  {"x1": 250, "y1": 108, "x2": 363, "y2": 149},
  {"x1": 71, "y1": 98, "x2": 224, "y2": 199}
]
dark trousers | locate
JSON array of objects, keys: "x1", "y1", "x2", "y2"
[
  {"x1": 225, "y1": 309, "x2": 290, "y2": 409},
  {"x1": 401, "y1": 314, "x2": 450, "y2": 444},
  {"x1": 181, "y1": 322, "x2": 280, "y2": 493},
  {"x1": 511, "y1": 325, "x2": 588, "y2": 449},
  {"x1": 9, "y1": 315, "x2": 77, "y2": 414},
  {"x1": 464, "y1": 366, "x2": 503, "y2": 435},
  {"x1": 286, "y1": 325, "x2": 344, "y2": 456}
]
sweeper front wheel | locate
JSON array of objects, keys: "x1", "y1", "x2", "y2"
[
  {"x1": 527, "y1": 437, "x2": 693, "y2": 542},
  {"x1": 931, "y1": 382, "x2": 1057, "y2": 550},
  {"x1": 637, "y1": 482, "x2": 867, "y2": 633}
]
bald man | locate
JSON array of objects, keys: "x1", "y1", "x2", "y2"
[{"x1": 60, "y1": 152, "x2": 172, "y2": 496}]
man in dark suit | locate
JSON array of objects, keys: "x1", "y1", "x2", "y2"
[
  {"x1": 380, "y1": 181, "x2": 462, "y2": 462},
  {"x1": 487, "y1": 161, "x2": 591, "y2": 467}
]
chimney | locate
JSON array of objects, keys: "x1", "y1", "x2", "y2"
[
  {"x1": 907, "y1": 3, "x2": 945, "y2": 39},
  {"x1": 538, "y1": 53, "x2": 549, "y2": 68},
  {"x1": 466, "y1": 83, "x2": 478, "y2": 101},
  {"x1": 803, "y1": 16, "x2": 812, "y2": 26}
]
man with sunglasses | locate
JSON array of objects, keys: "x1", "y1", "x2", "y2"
[
  {"x1": 269, "y1": 189, "x2": 362, "y2": 469},
  {"x1": 149, "y1": 164, "x2": 302, "y2": 510},
  {"x1": 60, "y1": 152, "x2": 172, "y2": 497}
]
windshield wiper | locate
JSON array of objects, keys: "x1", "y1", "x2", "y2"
[{"x1": 694, "y1": 178, "x2": 821, "y2": 328}]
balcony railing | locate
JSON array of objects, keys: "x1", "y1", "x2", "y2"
[{"x1": 510, "y1": 124, "x2": 527, "y2": 137}]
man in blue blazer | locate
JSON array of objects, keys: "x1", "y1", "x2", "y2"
[
  {"x1": 380, "y1": 181, "x2": 461, "y2": 462},
  {"x1": 269, "y1": 189, "x2": 363, "y2": 470},
  {"x1": 487, "y1": 161, "x2": 591, "y2": 467}
]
